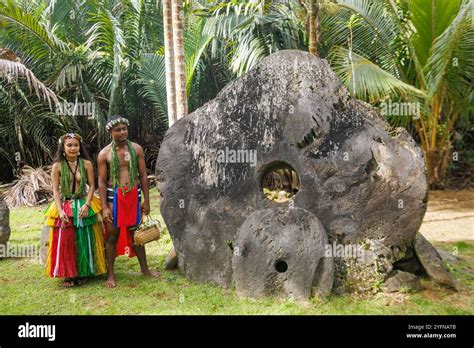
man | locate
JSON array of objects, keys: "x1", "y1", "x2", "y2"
[{"x1": 98, "y1": 115, "x2": 160, "y2": 288}]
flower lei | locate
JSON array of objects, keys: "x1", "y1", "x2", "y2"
[
  {"x1": 110, "y1": 140, "x2": 138, "y2": 194},
  {"x1": 106, "y1": 117, "x2": 130, "y2": 132},
  {"x1": 58, "y1": 132, "x2": 82, "y2": 144}
]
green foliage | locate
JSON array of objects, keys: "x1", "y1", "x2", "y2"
[
  {"x1": 201, "y1": 0, "x2": 306, "y2": 76},
  {"x1": 0, "y1": 0, "x2": 213, "y2": 178},
  {"x1": 323, "y1": 0, "x2": 473, "y2": 187},
  {"x1": 329, "y1": 46, "x2": 426, "y2": 103},
  {"x1": 1, "y1": 0, "x2": 472, "y2": 187}
]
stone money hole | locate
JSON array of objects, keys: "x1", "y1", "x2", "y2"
[
  {"x1": 275, "y1": 260, "x2": 288, "y2": 273},
  {"x1": 261, "y1": 162, "x2": 300, "y2": 203}
]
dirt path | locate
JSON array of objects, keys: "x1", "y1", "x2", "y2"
[{"x1": 420, "y1": 189, "x2": 474, "y2": 242}]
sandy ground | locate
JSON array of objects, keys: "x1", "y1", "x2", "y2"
[{"x1": 420, "y1": 189, "x2": 474, "y2": 242}]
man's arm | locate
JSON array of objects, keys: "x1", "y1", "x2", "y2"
[
  {"x1": 136, "y1": 144, "x2": 150, "y2": 215},
  {"x1": 97, "y1": 149, "x2": 112, "y2": 222}
]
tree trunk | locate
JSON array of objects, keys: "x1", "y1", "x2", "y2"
[
  {"x1": 163, "y1": 0, "x2": 177, "y2": 127},
  {"x1": 163, "y1": 0, "x2": 188, "y2": 270},
  {"x1": 171, "y1": 0, "x2": 188, "y2": 120},
  {"x1": 426, "y1": 126, "x2": 455, "y2": 189},
  {"x1": 308, "y1": 0, "x2": 320, "y2": 56}
]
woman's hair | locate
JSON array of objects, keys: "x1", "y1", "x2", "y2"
[{"x1": 53, "y1": 134, "x2": 91, "y2": 163}]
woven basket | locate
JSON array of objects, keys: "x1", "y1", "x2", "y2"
[{"x1": 134, "y1": 215, "x2": 161, "y2": 245}]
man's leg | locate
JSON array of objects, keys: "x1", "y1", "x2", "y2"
[
  {"x1": 105, "y1": 202, "x2": 120, "y2": 288},
  {"x1": 132, "y1": 240, "x2": 160, "y2": 277}
]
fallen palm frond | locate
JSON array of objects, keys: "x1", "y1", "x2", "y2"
[{"x1": 3, "y1": 165, "x2": 53, "y2": 208}]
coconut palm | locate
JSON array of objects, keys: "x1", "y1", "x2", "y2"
[
  {"x1": 308, "y1": 0, "x2": 321, "y2": 56},
  {"x1": 324, "y1": 0, "x2": 473, "y2": 187},
  {"x1": 198, "y1": 0, "x2": 472, "y2": 187},
  {"x1": 172, "y1": 0, "x2": 188, "y2": 120},
  {"x1": 163, "y1": 0, "x2": 177, "y2": 126}
]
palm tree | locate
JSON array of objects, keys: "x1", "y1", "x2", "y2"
[
  {"x1": 138, "y1": 3, "x2": 212, "y2": 119},
  {"x1": 160, "y1": 0, "x2": 212, "y2": 268},
  {"x1": 163, "y1": 0, "x2": 177, "y2": 126},
  {"x1": 308, "y1": 0, "x2": 320, "y2": 56},
  {"x1": 324, "y1": 0, "x2": 473, "y2": 188},
  {"x1": 172, "y1": 0, "x2": 188, "y2": 120},
  {"x1": 1, "y1": 0, "x2": 471, "y2": 190},
  {"x1": 0, "y1": 0, "x2": 211, "y2": 174}
]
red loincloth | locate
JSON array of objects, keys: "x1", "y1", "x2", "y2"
[{"x1": 107, "y1": 185, "x2": 141, "y2": 258}]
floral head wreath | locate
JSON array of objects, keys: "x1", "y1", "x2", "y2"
[
  {"x1": 106, "y1": 117, "x2": 129, "y2": 132},
  {"x1": 58, "y1": 132, "x2": 82, "y2": 144}
]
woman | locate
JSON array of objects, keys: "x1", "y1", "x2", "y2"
[{"x1": 44, "y1": 132, "x2": 107, "y2": 287}]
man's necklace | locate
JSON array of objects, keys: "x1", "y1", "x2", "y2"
[{"x1": 110, "y1": 140, "x2": 138, "y2": 194}]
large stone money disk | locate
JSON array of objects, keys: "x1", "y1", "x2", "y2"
[{"x1": 156, "y1": 50, "x2": 427, "y2": 296}]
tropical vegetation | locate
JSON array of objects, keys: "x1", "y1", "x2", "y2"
[{"x1": 1, "y1": 0, "x2": 472, "y2": 188}]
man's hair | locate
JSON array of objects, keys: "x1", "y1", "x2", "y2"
[{"x1": 106, "y1": 115, "x2": 129, "y2": 132}]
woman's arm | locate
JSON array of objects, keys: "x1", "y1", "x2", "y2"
[
  {"x1": 85, "y1": 160, "x2": 95, "y2": 206},
  {"x1": 79, "y1": 160, "x2": 95, "y2": 218},
  {"x1": 51, "y1": 162, "x2": 68, "y2": 222}
]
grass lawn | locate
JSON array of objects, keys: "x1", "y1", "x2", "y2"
[{"x1": 1, "y1": 192, "x2": 473, "y2": 315}]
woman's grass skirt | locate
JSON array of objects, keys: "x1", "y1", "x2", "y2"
[{"x1": 44, "y1": 196, "x2": 107, "y2": 278}]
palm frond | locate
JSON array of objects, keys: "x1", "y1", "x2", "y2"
[
  {"x1": 409, "y1": 0, "x2": 463, "y2": 67},
  {"x1": 185, "y1": 17, "x2": 213, "y2": 92},
  {"x1": 425, "y1": 0, "x2": 473, "y2": 100},
  {"x1": 0, "y1": 54, "x2": 58, "y2": 108},
  {"x1": 0, "y1": 0, "x2": 67, "y2": 58},
  {"x1": 3, "y1": 165, "x2": 53, "y2": 207},
  {"x1": 136, "y1": 53, "x2": 168, "y2": 124},
  {"x1": 86, "y1": 8, "x2": 126, "y2": 117},
  {"x1": 328, "y1": 45, "x2": 426, "y2": 103},
  {"x1": 202, "y1": 1, "x2": 303, "y2": 76}
]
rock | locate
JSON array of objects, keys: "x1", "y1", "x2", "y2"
[
  {"x1": 414, "y1": 233, "x2": 459, "y2": 291},
  {"x1": 164, "y1": 247, "x2": 178, "y2": 270},
  {"x1": 393, "y1": 247, "x2": 424, "y2": 275},
  {"x1": 312, "y1": 253, "x2": 335, "y2": 298},
  {"x1": 393, "y1": 257, "x2": 424, "y2": 275},
  {"x1": 436, "y1": 248, "x2": 459, "y2": 264},
  {"x1": 0, "y1": 198, "x2": 11, "y2": 260},
  {"x1": 232, "y1": 207, "x2": 333, "y2": 299},
  {"x1": 384, "y1": 270, "x2": 422, "y2": 292},
  {"x1": 156, "y1": 50, "x2": 428, "y2": 295}
]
